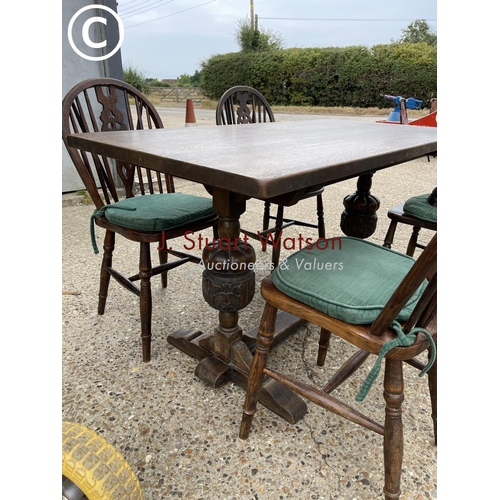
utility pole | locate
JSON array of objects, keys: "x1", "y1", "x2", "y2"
[{"x1": 250, "y1": 0, "x2": 254, "y2": 31}]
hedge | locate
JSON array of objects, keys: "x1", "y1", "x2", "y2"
[{"x1": 200, "y1": 43, "x2": 436, "y2": 108}]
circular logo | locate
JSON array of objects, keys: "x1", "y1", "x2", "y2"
[{"x1": 68, "y1": 5, "x2": 124, "y2": 61}]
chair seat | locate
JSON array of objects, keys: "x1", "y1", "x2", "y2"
[
  {"x1": 262, "y1": 276, "x2": 434, "y2": 359},
  {"x1": 98, "y1": 193, "x2": 214, "y2": 231},
  {"x1": 387, "y1": 204, "x2": 437, "y2": 230},
  {"x1": 272, "y1": 237, "x2": 427, "y2": 324},
  {"x1": 403, "y1": 193, "x2": 437, "y2": 223}
]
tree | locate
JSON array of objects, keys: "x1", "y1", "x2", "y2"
[
  {"x1": 234, "y1": 16, "x2": 284, "y2": 52},
  {"x1": 190, "y1": 70, "x2": 201, "y2": 87},
  {"x1": 123, "y1": 63, "x2": 150, "y2": 94},
  {"x1": 393, "y1": 19, "x2": 437, "y2": 46},
  {"x1": 177, "y1": 73, "x2": 192, "y2": 86}
]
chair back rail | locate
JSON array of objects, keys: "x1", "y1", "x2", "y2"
[
  {"x1": 369, "y1": 234, "x2": 437, "y2": 337},
  {"x1": 62, "y1": 78, "x2": 175, "y2": 209},
  {"x1": 215, "y1": 86, "x2": 275, "y2": 125}
]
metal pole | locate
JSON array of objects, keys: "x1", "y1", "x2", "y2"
[{"x1": 250, "y1": 0, "x2": 254, "y2": 31}]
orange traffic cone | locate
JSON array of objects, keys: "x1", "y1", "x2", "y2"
[{"x1": 185, "y1": 99, "x2": 196, "y2": 127}]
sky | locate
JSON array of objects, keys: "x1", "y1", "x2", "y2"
[{"x1": 116, "y1": 0, "x2": 437, "y2": 79}]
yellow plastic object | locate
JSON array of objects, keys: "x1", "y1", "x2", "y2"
[{"x1": 62, "y1": 421, "x2": 142, "y2": 500}]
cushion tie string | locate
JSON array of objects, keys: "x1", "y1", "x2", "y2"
[
  {"x1": 90, "y1": 205, "x2": 136, "y2": 254},
  {"x1": 356, "y1": 320, "x2": 436, "y2": 402}
]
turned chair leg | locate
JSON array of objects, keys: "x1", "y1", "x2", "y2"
[
  {"x1": 158, "y1": 247, "x2": 169, "y2": 288},
  {"x1": 383, "y1": 220, "x2": 398, "y2": 249},
  {"x1": 263, "y1": 201, "x2": 271, "y2": 233},
  {"x1": 317, "y1": 327, "x2": 331, "y2": 366},
  {"x1": 98, "y1": 230, "x2": 115, "y2": 315},
  {"x1": 316, "y1": 194, "x2": 326, "y2": 238},
  {"x1": 383, "y1": 358, "x2": 404, "y2": 500},
  {"x1": 261, "y1": 202, "x2": 271, "y2": 252},
  {"x1": 139, "y1": 242, "x2": 153, "y2": 363},
  {"x1": 240, "y1": 302, "x2": 278, "y2": 439},
  {"x1": 427, "y1": 346, "x2": 437, "y2": 445},
  {"x1": 272, "y1": 205, "x2": 285, "y2": 270},
  {"x1": 406, "y1": 226, "x2": 421, "y2": 257}
]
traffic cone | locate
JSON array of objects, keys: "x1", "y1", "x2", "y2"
[{"x1": 185, "y1": 99, "x2": 196, "y2": 127}]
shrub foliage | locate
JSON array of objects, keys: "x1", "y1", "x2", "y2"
[
  {"x1": 200, "y1": 43, "x2": 436, "y2": 108},
  {"x1": 123, "y1": 64, "x2": 150, "y2": 94}
]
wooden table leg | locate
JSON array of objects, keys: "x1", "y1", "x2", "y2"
[
  {"x1": 340, "y1": 173, "x2": 380, "y2": 238},
  {"x1": 168, "y1": 187, "x2": 307, "y2": 423}
]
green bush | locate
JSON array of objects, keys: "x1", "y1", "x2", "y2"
[
  {"x1": 123, "y1": 64, "x2": 150, "y2": 94},
  {"x1": 200, "y1": 43, "x2": 436, "y2": 108},
  {"x1": 146, "y1": 78, "x2": 171, "y2": 88}
]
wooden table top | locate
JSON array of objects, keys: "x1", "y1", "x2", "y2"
[{"x1": 67, "y1": 118, "x2": 437, "y2": 200}]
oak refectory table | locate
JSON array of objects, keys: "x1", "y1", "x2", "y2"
[{"x1": 67, "y1": 118, "x2": 437, "y2": 423}]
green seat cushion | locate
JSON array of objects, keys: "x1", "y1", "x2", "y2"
[
  {"x1": 272, "y1": 237, "x2": 426, "y2": 325},
  {"x1": 403, "y1": 193, "x2": 437, "y2": 223},
  {"x1": 102, "y1": 193, "x2": 214, "y2": 231}
]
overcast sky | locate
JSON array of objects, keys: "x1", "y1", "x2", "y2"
[{"x1": 117, "y1": 0, "x2": 437, "y2": 79}]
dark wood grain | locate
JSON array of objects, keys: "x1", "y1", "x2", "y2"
[{"x1": 66, "y1": 119, "x2": 437, "y2": 201}]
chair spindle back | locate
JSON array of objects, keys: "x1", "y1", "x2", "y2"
[
  {"x1": 215, "y1": 86, "x2": 275, "y2": 126},
  {"x1": 62, "y1": 78, "x2": 175, "y2": 209}
]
